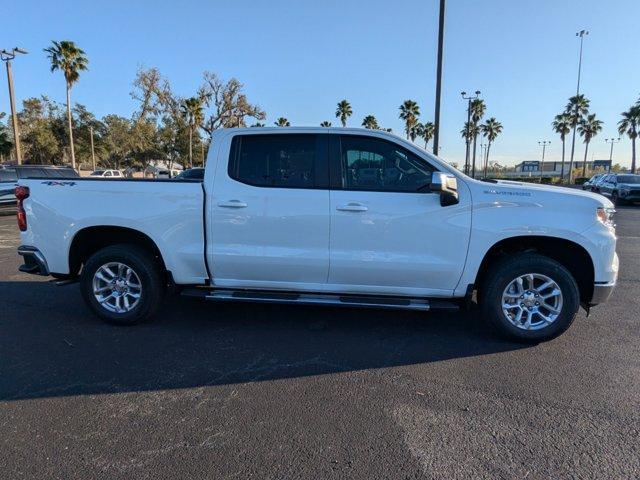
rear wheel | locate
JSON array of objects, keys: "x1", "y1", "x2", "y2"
[
  {"x1": 480, "y1": 253, "x2": 580, "y2": 343},
  {"x1": 80, "y1": 244, "x2": 163, "y2": 325},
  {"x1": 612, "y1": 191, "x2": 626, "y2": 206}
]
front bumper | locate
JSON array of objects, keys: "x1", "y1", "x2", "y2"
[
  {"x1": 590, "y1": 282, "x2": 615, "y2": 305},
  {"x1": 17, "y1": 246, "x2": 50, "y2": 276}
]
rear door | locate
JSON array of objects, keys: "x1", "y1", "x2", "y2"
[
  {"x1": 210, "y1": 133, "x2": 330, "y2": 290},
  {"x1": 327, "y1": 134, "x2": 472, "y2": 296}
]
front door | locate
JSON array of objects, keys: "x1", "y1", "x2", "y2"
[
  {"x1": 210, "y1": 133, "x2": 330, "y2": 290},
  {"x1": 328, "y1": 134, "x2": 471, "y2": 297}
]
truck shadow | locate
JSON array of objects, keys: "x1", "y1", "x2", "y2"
[{"x1": 0, "y1": 281, "x2": 527, "y2": 401}]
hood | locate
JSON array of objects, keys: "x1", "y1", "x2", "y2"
[{"x1": 469, "y1": 178, "x2": 613, "y2": 207}]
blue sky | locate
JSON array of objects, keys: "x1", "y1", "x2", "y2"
[{"x1": 3, "y1": 0, "x2": 639, "y2": 166}]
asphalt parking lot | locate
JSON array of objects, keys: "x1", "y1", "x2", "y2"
[{"x1": 1, "y1": 209, "x2": 639, "y2": 479}]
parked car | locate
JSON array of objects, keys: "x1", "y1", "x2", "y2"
[
  {"x1": 1, "y1": 165, "x2": 79, "y2": 208},
  {"x1": 14, "y1": 128, "x2": 618, "y2": 343},
  {"x1": 90, "y1": 169, "x2": 123, "y2": 178},
  {"x1": 582, "y1": 173, "x2": 606, "y2": 192},
  {"x1": 174, "y1": 167, "x2": 205, "y2": 181},
  {"x1": 598, "y1": 173, "x2": 640, "y2": 205}
]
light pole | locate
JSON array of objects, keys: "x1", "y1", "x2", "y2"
[
  {"x1": 432, "y1": 0, "x2": 446, "y2": 156},
  {"x1": 1, "y1": 47, "x2": 28, "y2": 165},
  {"x1": 568, "y1": 30, "x2": 589, "y2": 184},
  {"x1": 538, "y1": 141, "x2": 551, "y2": 182},
  {"x1": 605, "y1": 137, "x2": 620, "y2": 173},
  {"x1": 461, "y1": 90, "x2": 480, "y2": 176}
]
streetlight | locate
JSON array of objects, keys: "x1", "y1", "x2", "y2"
[
  {"x1": 0, "y1": 47, "x2": 28, "y2": 165},
  {"x1": 568, "y1": 30, "x2": 589, "y2": 184},
  {"x1": 605, "y1": 137, "x2": 620, "y2": 173},
  {"x1": 432, "y1": 0, "x2": 446, "y2": 156},
  {"x1": 538, "y1": 141, "x2": 551, "y2": 182},
  {"x1": 461, "y1": 90, "x2": 480, "y2": 176}
]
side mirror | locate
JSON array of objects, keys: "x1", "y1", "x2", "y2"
[{"x1": 430, "y1": 172, "x2": 459, "y2": 206}]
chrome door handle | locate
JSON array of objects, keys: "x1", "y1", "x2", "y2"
[
  {"x1": 336, "y1": 203, "x2": 368, "y2": 212},
  {"x1": 218, "y1": 200, "x2": 248, "y2": 208}
]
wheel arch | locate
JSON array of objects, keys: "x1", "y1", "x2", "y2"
[
  {"x1": 475, "y1": 235, "x2": 595, "y2": 304},
  {"x1": 68, "y1": 225, "x2": 168, "y2": 277}
]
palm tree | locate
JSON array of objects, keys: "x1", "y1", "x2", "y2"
[
  {"x1": 577, "y1": 113, "x2": 604, "y2": 178},
  {"x1": 469, "y1": 99, "x2": 486, "y2": 178},
  {"x1": 320, "y1": 121, "x2": 332, "y2": 127},
  {"x1": 461, "y1": 121, "x2": 478, "y2": 174},
  {"x1": 44, "y1": 40, "x2": 89, "y2": 170},
  {"x1": 480, "y1": 117, "x2": 503, "y2": 178},
  {"x1": 362, "y1": 115, "x2": 379, "y2": 129},
  {"x1": 618, "y1": 105, "x2": 640, "y2": 174},
  {"x1": 418, "y1": 121, "x2": 435, "y2": 150},
  {"x1": 335, "y1": 100, "x2": 352, "y2": 127},
  {"x1": 181, "y1": 97, "x2": 204, "y2": 168},
  {"x1": 552, "y1": 113, "x2": 572, "y2": 183},
  {"x1": 399, "y1": 100, "x2": 420, "y2": 140},
  {"x1": 565, "y1": 94, "x2": 590, "y2": 183},
  {"x1": 274, "y1": 117, "x2": 290, "y2": 127}
]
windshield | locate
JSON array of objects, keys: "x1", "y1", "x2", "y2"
[
  {"x1": 617, "y1": 175, "x2": 640, "y2": 184},
  {"x1": 91, "y1": 170, "x2": 105, "y2": 176}
]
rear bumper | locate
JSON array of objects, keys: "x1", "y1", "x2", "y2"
[{"x1": 17, "y1": 245, "x2": 50, "y2": 276}]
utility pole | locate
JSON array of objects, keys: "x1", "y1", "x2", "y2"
[
  {"x1": 1, "y1": 47, "x2": 28, "y2": 165},
  {"x1": 89, "y1": 126, "x2": 96, "y2": 171},
  {"x1": 432, "y1": 0, "x2": 446, "y2": 156},
  {"x1": 461, "y1": 91, "x2": 480, "y2": 176},
  {"x1": 605, "y1": 137, "x2": 620, "y2": 173},
  {"x1": 568, "y1": 30, "x2": 589, "y2": 184},
  {"x1": 538, "y1": 140, "x2": 551, "y2": 182}
]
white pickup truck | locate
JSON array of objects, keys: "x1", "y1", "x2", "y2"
[{"x1": 14, "y1": 128, "x2": 618, "y2": 342}]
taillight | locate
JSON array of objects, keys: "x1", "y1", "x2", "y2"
[{"x1": 15, "y1": 186, "x2": 29, "y2": 232}]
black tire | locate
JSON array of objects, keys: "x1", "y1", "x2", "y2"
[
  {"x1": 480, "y1": 253, "x2": 580, "y2": 343},
  {"x1": 612, "y1": 191, "x2": 625, "y2": 206},
  {"x1": 80, "y1": 244, "x2": 164, "y2": 325}
]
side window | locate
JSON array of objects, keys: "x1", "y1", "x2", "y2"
[
  {"x1": 339, "y1": 136, "x2": 434, "y2": 192},
  {"x1": 229, "y1": 134, "x2": 319, "y2": 188},
  {"x1": 18, "y1": 167, "x2": 46, "y2": 178},
  {"x1": 105, "y1": 171, "x2": 112, "y2": 177},
  {"x1": 0, "y1": 169, "x2": 18, "y2": 182}
]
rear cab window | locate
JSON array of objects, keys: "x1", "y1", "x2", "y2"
[
  {"x1": 0, "y1": 169, "x2": 18, "y2": 183},
  {"x1": 229, "y1": 134, "x2": 328, "y2": 189}
]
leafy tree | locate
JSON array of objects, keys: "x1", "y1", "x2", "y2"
[
  {"x1": 618, "y1": 104, "x2": 640, "y2": 174},
  {"x1": 250, "y1": 122, "x2": 265, "y2": 127},
  {"x1": 199, "y1": 72, "x2": 265, "y2": 132},
  {"x1": 181, "y1": 97, "x2": 204, "y2": 168},
  {"x1": 361, "y1": 115, "x2": 379, "y2": 129},
  {"x1": 578, "y1": 113, "x2": 603, "y2": 177},
  {"x1": 480, "y1": 117, "x2": 503, "y2": 177},
  {"x1": 399, "y1": 100, "x2": 420, "y2": 140},
  {"x1": 320, "y1": 121, "x2": 332, "y2": 127},
  {"x1": 102, "y1": 115, "x2": 132, "y2": 169},
  {"x1": 552, "y1": 113, "x2": 572, "y2": 182},
  {"x1": 18, "y1": 96, "x2": 65, "y2": 164},
  {"x1": 565, "y1": 94, "x2": 590, "y2": 182},
  {"x1": 44, "y1": 40, "x2": 89, "y2": 170},
  {"x1": 335, "y1": 100, "x2": 352, "y2": 127},
  {"x1": 0, "y1": 113, "x2": 13, "y2": 161},
  {"x1": 574, "y1": 114, "x2": 604, "y2": 177},
  {"x1": 274, "y1": 117, "x2": 290, "y2": 127}
]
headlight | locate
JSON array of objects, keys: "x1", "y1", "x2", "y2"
[{"x1": 597, "y1": 206, "x2": 615, "y2": 227}]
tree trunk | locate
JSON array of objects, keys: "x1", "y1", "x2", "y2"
[
  {"x1": 484, "y1": 142, "x2": 492, "y2": 178},
  {"x1": 188, "y1": 127, "x2": 193, "y2": 169},
  {"x1": 582, "y1": 140, "x2": 589, "y2": 178},
  {"x1": 632, "y1": 136, "x2": 637, "y2": 174},
  {"x1": 560, "y1": 137, "x2": 566, "y2": 183},
  {"x1": 66, "y1": 84, "x2": 76, "y2": 170},
  {"x1": 471, "y1": 131, "x2": 478, "y2": 178},
  {"x1": 568, "y1": 123, "x2": 577, "y2": 184}
]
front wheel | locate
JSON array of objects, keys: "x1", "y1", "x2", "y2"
[
  {"x1": 80, "y1": 244, "x2": 163, "y2": 325},
  {"x1": 480, "y1": 253, "x2": 580, "y2": 343}
]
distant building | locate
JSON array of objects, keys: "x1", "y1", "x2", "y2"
[{"x1": 512, "y1": 159, "x2": 612, "y2": 176}]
